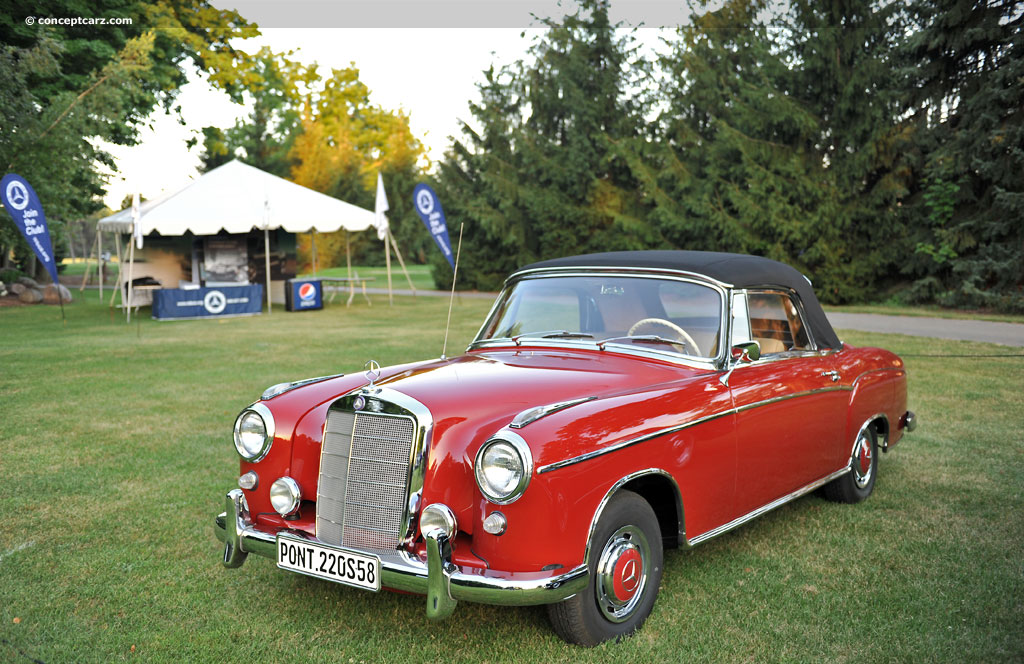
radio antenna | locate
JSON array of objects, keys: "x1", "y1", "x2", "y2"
[{"x1": 441, "y1": 223, "x2": 464, "y2": 361}]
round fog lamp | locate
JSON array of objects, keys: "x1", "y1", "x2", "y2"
[
  {"x1": 269, "y1": 476, "x2": 301, "y2": 516},
  {"x1": 238, "y1": 471, "x2": 259, "y2": 490},
  {"x1": 482, "y1": 511, "x2": 507, "y2": 535},
  {"x1": 420, "y1": 503, "x2": 457, "y2": 538}
]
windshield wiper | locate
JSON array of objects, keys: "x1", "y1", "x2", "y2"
[
  {"x1": 511, "y1": 330, "x2": 595, "y2": 345},
  {"x1": 597, "y1": 335, "x2": 687, "y2": 351}
]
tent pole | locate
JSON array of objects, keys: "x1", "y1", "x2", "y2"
[
  {"x1": 264, "y1": 227, "x2": 272, "y2": 315},
  {"x1": 387, "y1": 229, "x2": 416, "y2": 295},
  {"x1": 346, "y1": 232, "x2": 352, "y2": 278},
  {"x1": 384, "y1": 230, "x2": 393, "y2": 306},
  {"x1": 98, "y1": 223, "x2": 104, "y2": 301},
  {"x1": 110, "y1": 233, "x2": 123, "y2": 308},
  {"x1": 311, "y1": 231, "x2": 317, "y2": 277},
  {"x1": 80, "y1": 232, "x2": 97, "y2": 291},
  {"x1": 126, "y1": 228, "x2": 135, "y2": 323}
]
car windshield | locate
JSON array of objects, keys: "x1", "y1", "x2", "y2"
[{"x1": 476, "y1": 275, "x2": 723, "y2": 359}]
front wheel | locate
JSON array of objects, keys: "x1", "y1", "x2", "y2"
[
  {"x1": 823, "y1": 426, "x2": 878, "y2": 504},
  {"x1": 546, "y1": 490, "x2": 663, "y2": 646}
]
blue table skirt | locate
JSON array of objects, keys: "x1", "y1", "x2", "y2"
[{"x1": 152, "y1": 284, "x2": 263, "y2": 320}]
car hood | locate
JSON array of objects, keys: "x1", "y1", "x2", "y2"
[{"x1": 378, "y1": 348, "x2": 697, "y2": 425}]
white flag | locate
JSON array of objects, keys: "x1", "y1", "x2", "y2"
[
  {"x1": 131, "y1": 192, "x2": 143, "y2": 249},
  {"x1": 373, "y1": 173, "x2": 389, "y2": 241}
]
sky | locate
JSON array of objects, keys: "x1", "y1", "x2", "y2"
[{"x1": 101, "y1": 1, "x2": 691, "y2": 211}]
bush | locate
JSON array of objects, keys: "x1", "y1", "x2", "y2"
[{"x1": 0, "y1": 267, "x2": 25, "y2": 284}]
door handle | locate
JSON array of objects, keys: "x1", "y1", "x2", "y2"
[{"x1": 821, "y1": 370, "x2": 841, "y2": 382}]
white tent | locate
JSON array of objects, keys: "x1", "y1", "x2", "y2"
[
  {"x1": 97, "y1": 160, "x2": 375, "y2": 317},
  {"x1": 97, "y1": 159, "x2": 374, "y2": 235}
]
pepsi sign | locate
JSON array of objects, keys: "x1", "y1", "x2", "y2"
[{"x1": 286, "y1": 279, "x2": 323, "y2": 311}]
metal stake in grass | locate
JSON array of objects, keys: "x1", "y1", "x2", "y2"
[{"x1": 440, "y1": 223, "x2": 464, "y2": 361}]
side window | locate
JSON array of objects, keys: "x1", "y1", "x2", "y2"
[{"x1": 746, "y1": 292, "x2": 811, "y2": 354}]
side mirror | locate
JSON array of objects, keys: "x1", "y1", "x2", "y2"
[{"x1": 730, "y1": 341, "x2": 761, "y2": 363}]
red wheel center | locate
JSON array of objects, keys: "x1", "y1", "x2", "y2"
[
  {"x1": 857, "y1": 440, "x2": 872, "y2": 475},
  {"x1": 611, "y1": 547, "x2": 643, "y2": 601}
]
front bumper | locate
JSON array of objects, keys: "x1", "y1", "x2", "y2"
[{"x1": 214, "y1": 489, "x2": 588, "y2": 618}]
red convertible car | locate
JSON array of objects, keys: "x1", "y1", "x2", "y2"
[{"x1": 215, "y1": 251, "x2": 915, "y2": 645}]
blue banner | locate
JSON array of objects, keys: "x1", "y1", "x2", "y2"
[
  {"x1": 1, "y1": 173, "x2": 59, "y2": 283},
  {"x1": 412, "y1": 183, "x2": 454, "y2": 269},
  {"x1": 152, "y1": 284, "x2": 263, "y2": 320}
]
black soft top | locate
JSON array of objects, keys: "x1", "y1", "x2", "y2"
[{"x1": 516, "y1": 250, "x2": 842, "y2": 350}]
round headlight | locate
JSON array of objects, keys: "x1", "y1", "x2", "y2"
[
  {"x1": 270, "y1": 476, "x2": 301, "y2": 516},
  {"x1": 233, "y1": 403, "x2": 275, "y2": 461},
  {"x1": 474, "y1": 432, "x2": 532, "y2": 504}
]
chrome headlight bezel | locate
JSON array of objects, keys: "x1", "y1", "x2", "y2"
[
  {"x1": 233, "y1": 402, "x2": 275, "y2": 462},
  {"x1": 474, "y1": 431, "x2": 533, "y2": 505},
  {"x1": 420, "y1": 503, "x2": 458, "y2": 538}
]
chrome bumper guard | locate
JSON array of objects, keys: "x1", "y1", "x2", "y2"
[{"x1": 214, "y1": 489, "x2": 588, "y2": 618}]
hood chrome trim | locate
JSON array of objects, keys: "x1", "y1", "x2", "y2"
[
  {"x1": 261, "y1": 373, "x2": 345, "y2": 401},
  {"x1": 510, "y1": 396, "x2": 597, "y2": 429}
]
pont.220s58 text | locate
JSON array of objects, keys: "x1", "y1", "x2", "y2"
[{"x1": 278, "y1": 538, "x2": 377, "y2": 587}]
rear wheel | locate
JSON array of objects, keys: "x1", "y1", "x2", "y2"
[
  {"x1": 547, "y1": 490, "x2": 663, "y2": 646},
  {"x1": 823, "y1": 426, "x2": 878, "y2": 504}
]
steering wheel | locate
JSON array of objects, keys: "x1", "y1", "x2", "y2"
[{"x1": 627, "y1": 318, "x2": 703, "y2": 356}]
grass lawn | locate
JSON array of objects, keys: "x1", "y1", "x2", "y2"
[{"x1": 1, "y1": 293, "x2": 1022, "y2": 663}]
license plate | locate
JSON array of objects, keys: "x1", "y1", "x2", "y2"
[{"x1": 276, "y1": 535, "x2": 381, "y2": 592}]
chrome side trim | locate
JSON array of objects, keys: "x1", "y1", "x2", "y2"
[
  {"x1": 686, "y1": 466, "x2": 850, "y2": 546},
  {"x1": 538, "y1": 411, "x2": 735, "y2": 474},
  {"x1": 583, "y1": 469, "x2": 683, "y2": 565},
  {"x1": 734, "y1": 385, "x2": 852, "y2": 414},
  {"x1": 537, "y1": 385, "x2": 850, "y2": 474},
  {"x1": 847, "y1": 366, "x2": 905, "y2": 388}
]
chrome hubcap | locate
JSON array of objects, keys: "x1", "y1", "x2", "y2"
[
  {"x1": 595, "y1": 525, "x2": 650, "y2": 622},
  {"x1": 852, "y1": 432, "x2": 873, "y2": 489}
]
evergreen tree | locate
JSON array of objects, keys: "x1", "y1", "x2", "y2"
[
  {"x1": 902, "y1": 0, "x2": 1024, "y2": 311},
  {"x1": 650, "y1": 0, "x2": 912, "y2": 303},
  {"x1": 435, "y1": 0, "x2": 657, "y2": 289}
]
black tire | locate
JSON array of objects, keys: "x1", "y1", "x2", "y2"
[
  {"x1": 547, "y1": 490, "x2": 663, "y2": 646},
  {"x1": 823, "y1": 425, "x2": 878, "y2": 504}
]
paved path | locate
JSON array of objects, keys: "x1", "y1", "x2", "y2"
[{"x1": 826, "y1": 312, "x2": 1024, "y2": 347}]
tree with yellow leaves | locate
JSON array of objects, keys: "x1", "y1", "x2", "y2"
[{"x1": 201, "y1": 54, "x2": 428, "y2": 272}]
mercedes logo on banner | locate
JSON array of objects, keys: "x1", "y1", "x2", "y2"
[{"x1": 203, "y1": 290, "x2": 227, "y2": 314}]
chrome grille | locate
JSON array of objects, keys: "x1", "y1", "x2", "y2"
[{"x1": 316, "y1": 407, "x2": 415, "y2": 554}]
